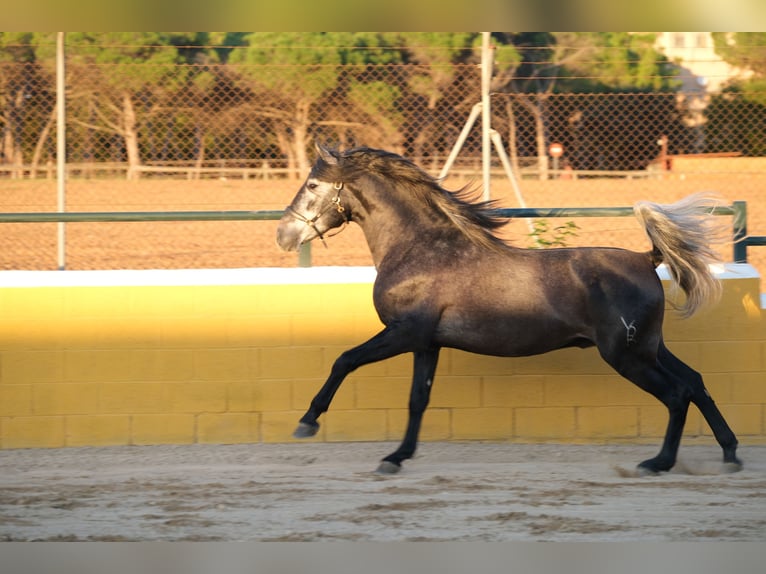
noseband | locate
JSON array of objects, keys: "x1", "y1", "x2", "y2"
[{"x1": 286, "y1": 182, "x2": 349, "y2": 247}]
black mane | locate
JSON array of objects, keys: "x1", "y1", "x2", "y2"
[{"x1": 328, "y1": 147, "x2": 510, "y2": 250}]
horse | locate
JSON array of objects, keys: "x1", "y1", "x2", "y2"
[{"x1": 276, "y1": 144, "x2": 742, "y2": 475}]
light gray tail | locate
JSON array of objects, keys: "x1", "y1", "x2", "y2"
[{"x1": 634, "y1": 193, "x2": 726, "y2": 318}]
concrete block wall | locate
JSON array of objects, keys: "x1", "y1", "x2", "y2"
[{"x1": 0, "y1": 265, "x2": 764, "y2": 449}]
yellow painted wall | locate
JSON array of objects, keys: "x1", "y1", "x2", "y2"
[{"x1": 1, "y1": 265, "x2": 764, "y2": 449}]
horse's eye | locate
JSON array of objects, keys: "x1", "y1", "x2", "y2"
[{"x1": 307, "y1": 182, "x2": 318, "y2": 191}]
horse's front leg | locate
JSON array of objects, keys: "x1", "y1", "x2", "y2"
[
  {"x1": 293, "y1": 325, "x2": 415, "y2": 438},
  {"x1": 377, "y1": 347, "x2": 440, "y2": 474}
]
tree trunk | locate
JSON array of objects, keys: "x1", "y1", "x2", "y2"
[
  {"x1": 30, "y1": 107, "x2": 56, "y2": 178},
  {"x1": 194, "y1": 124, "x2": 205, "y2": 180},
  {"x1": 2, "y1": 87, "x2": 25, "y2": 177},
  {"x1": 292, "y1": 99, "x2": 311, "y2": 180},
  {"x1": 517, "y1": 94, "x2": 551, "y2": 181},
  {"x1": 276, "y1": 129, "x2": 296, "y2": 178},
  {"x1": 2, "y1": 126, "x2": 16, "y2": 165},
  {"x1": 122, "y1": 92, "x2": 141, "y2": 180}
]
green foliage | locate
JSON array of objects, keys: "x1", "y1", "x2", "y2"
[
  {"x1": 711, "y1": 33, "x2": 766, "y2": 111},
  {"x1": 492, "y1": 42, "x2": 522, "y2": 75},
  {"x1": 712, "y1": 33, "x2": 766, "y2": 77},
  {"x1": 66, "y1": 32, "x2": 185, "y2": 92},
  {"x1": 228, "y1": 32, "x2": 347, "y2": 101},
  {"x1": 705, "y1": 84, "x2": 766, "y2": 156},
  {"x1": 0, "y1": 32, "x2": 38, "y2": 63},
  {"x1": 527, "y1": 220, "x2": 579, "y2": 249},
  {"x1": 489, "y1": 32, "x2": 677, "y2": 94},
  {"x1": 579, "y1": 32, "x2": 676, "y2": 92},
  {"x1": 396, "y1": 33, "x2": 476, "y2": 105},
  {"x1": 339, "y1": 33, "x2": 405, "y2": 65},
  {"x1": 348, "y1": 81, "x2": 404, "y2": 141}
]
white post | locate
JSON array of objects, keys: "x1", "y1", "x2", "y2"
[
  {"x1": 438, "y1": 102, "x2": 481, "y2": 181},
  {"x1": 56, "y1": 32, "x2": 66, "y2": 270},
  {"x1": 490, "y1": 129, "x2": 534, "y2": 236},
  {"x1": 490, "y1": 130, "x2": 526, "y2": 209},
  {"x1": 481, "y1": 32, "x2": 492, "y2": 201}
]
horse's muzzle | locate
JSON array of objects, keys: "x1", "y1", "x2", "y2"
[{"x1": 276, "y1": 224, "x2": 301, "y2": 252}]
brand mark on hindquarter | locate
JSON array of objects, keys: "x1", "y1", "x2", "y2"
[{"x1": 620, "y1": 317, "x2": 637, "y2": 346}]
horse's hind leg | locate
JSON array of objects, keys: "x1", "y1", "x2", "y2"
[
  {"x1": 603, "y1": 345, "x2": 691, "y2": 473},
  {"x1": 635, "y1": 371, "x2": 691, "y2": 474},
  {"x1": 377, "y1": 347, "x2": 440, "y2": 474},
  {"x1": 659, "y1": 345, "x2": 742, "y2": 471},
  {"x1": 608, "y1": 339, "x2": 742, "y2": 474}
]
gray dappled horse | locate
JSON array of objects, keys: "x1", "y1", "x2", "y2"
[{"x1": 277, "y1": 145, "x2": 741, "y2": 475}]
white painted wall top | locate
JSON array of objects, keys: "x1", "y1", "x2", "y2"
[{"x1": 0, "y1": 263, "x2": 758, "y2": 289}]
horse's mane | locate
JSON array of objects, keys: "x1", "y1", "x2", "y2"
[{"x1": 335, "y1": 147, "x2": 510, "y2": 251}]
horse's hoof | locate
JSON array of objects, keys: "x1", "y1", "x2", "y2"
[
  {"x1": 375, "y1": 460, "x2": 401, "y2": 475},
  {"x1": 293, "y1": 422, "x2": 319, "y2": 438},
  {"x1": 636, "y1": 458, "x2": 669, "y2": 476},
  {"x1": 637, "y1": 456, "x2": 673, "y2": 476},
  {"x1": 721, "y1": 461, "x2": 743, "y2": 474},
  {"x1": 635, "y1": 465, "x2": 659, "y2": 477}
]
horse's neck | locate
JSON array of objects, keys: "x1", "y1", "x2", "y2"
[
  {"x1": 350, "y1": 185, "x2": 466, "y2": 270},
  {"x1": 355, "y1": 211, "x2": 419, "y2": 270}
]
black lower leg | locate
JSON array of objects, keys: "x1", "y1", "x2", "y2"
[
  {"x1": 692, "y1": 389, "x2": 741, "y2": 466},
  {"x1": 379, "y1": 348, "x2": 439, "y2": 472},
  {"x1": 381, "y1": 411, "x2": 425, "y2": 467},
  {"x1": 661, "y1": 346, "x2": 741, "y2": 467},
  {"x1": 294, "y1": 326, "x2": 413, "y2": 439},
  {"x1": 294, "y1": 367, "x2": 347, "y2": 437},
  {"x1": 639, "y1": 401, "x2": 688, "y2": 473}
]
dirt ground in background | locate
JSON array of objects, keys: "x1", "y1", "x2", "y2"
[
  {"x1": 0, "y1": 176, "x2": 764, "y2": 275},
  {"x1": 1, "y1": 442, "x2": 765, "y2": 541}
]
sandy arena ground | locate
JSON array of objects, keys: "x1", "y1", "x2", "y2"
[{"x1": 1, "y1": 441, "x2": 765, "y2": 542}]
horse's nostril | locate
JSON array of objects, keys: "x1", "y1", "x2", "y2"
[{"x1": 276, "y1": 221, "x2": 306, "y2": 252}]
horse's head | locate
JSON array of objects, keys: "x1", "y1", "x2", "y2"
[{"x1": 276, "y1": 143, "x2": 351, "y2": 251}]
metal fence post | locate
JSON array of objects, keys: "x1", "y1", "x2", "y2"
[
  {"x1": 732, "y1": 200, "x2": 748, "y2": 263},
  {"x1": 298, "y1": 243, "x2": 312, "y2": 267},
  {"x1": 56, "y1": 32, "x2": 66, "y2": 270}
]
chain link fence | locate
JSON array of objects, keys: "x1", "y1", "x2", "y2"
[{"x1": 1, "y1": 51, "x2": 765, "y2": 274}]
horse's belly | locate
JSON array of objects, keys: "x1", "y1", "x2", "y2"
[{"x1": 435, "y1": 314, "x2": 591, "y2": 357}]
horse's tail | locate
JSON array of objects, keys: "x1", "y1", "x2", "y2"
[{"x1": 633, "y1": 192, "x2": 726, "y2": 318}]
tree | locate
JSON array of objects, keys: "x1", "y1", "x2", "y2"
[
  {"x1": 712, "y1": 33, "x2": 766, "y2": 77},
  {"x1": 64, "y1": 33, "x2": 193, "y2": 178},
  {"x1": 489, "y1": 32, "x2": 675, "y2": 177},
  {"x1": 0, "y1": 33, "x2": 51, "y2": 173},
  {"x1": 394, "y1": 32, "x2": 478, "y2": 160},
  {"x1": 227, "y1": 32, "x2": 349, "y2": 177},
  {"x1": 319, "y1": 32, "x2": 405, "y2": 151},
  {"x1": 228, "y1": 32, "x2": 418, "y2": 176},
  {"x1": 712, "y1": 33, "x2": 766, "y2": 104},
  {"x1": 705, "y1": 33, "x2": 766, "y2": 156}
]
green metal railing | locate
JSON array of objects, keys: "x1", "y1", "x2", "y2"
[
  {"x1": 493, "y1": 201, "x2": 756, "y2": 264},
  {"x1": 0, "y1": 202, "x2": 760, "y2": 268},
  {"x1": 0, "y1": 210, "x2": 284, "y2": 223}
]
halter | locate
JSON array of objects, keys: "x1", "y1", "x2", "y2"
[{"x1": 285, "y1": 182, "x2": 349, "y2": 247}]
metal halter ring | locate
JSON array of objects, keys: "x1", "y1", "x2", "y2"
[{"x1": 330, "y1": 183, "x2": 347, "y2": 219}]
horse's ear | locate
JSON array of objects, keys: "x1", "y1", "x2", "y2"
[{"x1": 315, "y1": 142, "x2": 339, "y2": 165}]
